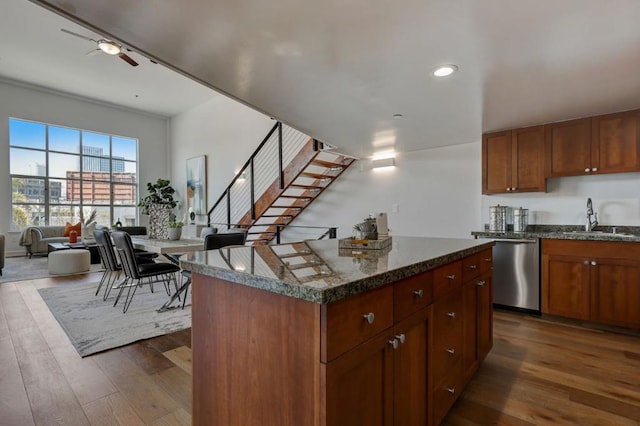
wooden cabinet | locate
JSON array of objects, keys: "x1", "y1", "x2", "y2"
[
  {"x1": 192, "y1": 246, "x2": 494, "y2": 426},
  {"x1": 545, "y1": 118, "x2": 592, "y2": 177},
  {"x1": 545, "y1": 110, "x2": 640, "y2": 177},
  {"x1": 591, "y1": 110, "x2": 640, "y2": 174},
  {"x1": 482, "y1": 126, "x2": 546, "y2": 194},
  {"x1": 542, "y1": 239, "x2": 640, "y2": 329},
  {"x1": 325, "y1": 285, "x2": 433, "y2": 426}
]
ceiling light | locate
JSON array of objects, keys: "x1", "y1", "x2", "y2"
[
  {"x1": 432, "y1": 64, "x2": 458, "y2": 77},
  {"x1": 393, "y1": 113, "x2": 403, "y2": 119},
  {"x1": 97, "y1": 40, "x2": 121, "y2": 55}
]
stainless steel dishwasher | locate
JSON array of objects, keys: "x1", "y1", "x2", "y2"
[{"x1": 482, "y1": 238, "x2": 540, "y2": 313}]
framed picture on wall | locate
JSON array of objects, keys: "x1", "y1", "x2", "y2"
[{"x1": 186, "y1": 155, "x2": 207, "y2": 216}]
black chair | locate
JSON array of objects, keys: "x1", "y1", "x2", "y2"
[
  {"x1": 159, "y1": 232, "x2": 246, "y2": 311},
  {"x1": 111, "y1": 231, "x2": 181, "y2": 313}
]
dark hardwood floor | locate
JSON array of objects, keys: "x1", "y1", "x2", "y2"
[{"x1": 1, "y1": 275, "x2": 639, "y2": 425}]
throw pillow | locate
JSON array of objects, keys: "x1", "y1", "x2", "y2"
[{"x1": 63, "y1": 222, "x2": 82, "y2": 237}]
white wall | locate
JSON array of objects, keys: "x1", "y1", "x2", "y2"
[
  {"x1": 168, "y1": 95, "x2": 275, "y2": 223},
  {"x1": 0, "y1": 80, "x2": 169, "y2": 254},
  {"x1": 481, "y1": 172, "x2": 640, "y2": 227},
  {"x1": 290, "y1": 142, "x2": 483, "y2": 240}
]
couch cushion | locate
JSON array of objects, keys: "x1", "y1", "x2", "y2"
[{"x1": 39, "y1": 226, "x2": 67, "y2": 238}]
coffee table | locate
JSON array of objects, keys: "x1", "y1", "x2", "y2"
[{"x1": 48, "y1": 242, "x2": 101, "y2": 264}]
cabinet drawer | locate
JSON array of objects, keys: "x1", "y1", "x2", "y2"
[
  {"x1": 432, "y1": 360, "x2": 463, "y2": 425},
  {"x1": 463, "y1": 249, "x2": 493, "y2": 282},
  {"x1": 434, "y1": 261, "x2": 463, "y2": 299},
  {"x1": 394, "y1": 271, "x2": 433, "y2": 322},
  {"x1": 432, "y1": 291, "x2": 463, "y2": 386},
  {"x1": 322, "y1": 285, "x2": 394, "y2": 362}
]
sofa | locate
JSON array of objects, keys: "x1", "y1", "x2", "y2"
[
  {"x1": 19, "y1": 226, "x2": 69, "y2": 257},
  {"x1": 0, "y1": 234, "x2": 5, "y2": 276}
]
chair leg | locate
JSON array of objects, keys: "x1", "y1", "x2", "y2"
[
  {"x1": 95, "y1": 270, "x2": 109, "y2": 296},
  {"x1": 122, "y1": 280, "x2": 140, "y2": 313},
  {"x1": 181, "y1": 279, "x2": 191, "y2": 309}
]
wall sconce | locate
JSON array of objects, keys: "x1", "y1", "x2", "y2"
[{"x1": 360, "y1": 157, "x2": 397, "y2": 171}]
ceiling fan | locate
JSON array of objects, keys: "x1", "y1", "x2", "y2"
[{"x1": 61, "y1": 28, "x2": 139, "y2": 67}]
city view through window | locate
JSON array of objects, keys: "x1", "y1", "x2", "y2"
[{"x1": 9, "y1": 118, "x2": 138, "y2": 231}]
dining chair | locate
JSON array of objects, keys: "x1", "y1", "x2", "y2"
[
  {"x1": 111, "y1": 231, "x2": 181, "y2": 313},
  {"x1": 93, "y1": 228, "x2": 122, "y2": 300}
]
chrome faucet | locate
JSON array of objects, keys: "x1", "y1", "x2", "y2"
[{"x1": 586, "y1": 198, "x2": 598, "y2": 232}]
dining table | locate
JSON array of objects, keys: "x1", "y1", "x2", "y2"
[{"x1": 130, "y1": 236, "x2": 204, "y2": 311}]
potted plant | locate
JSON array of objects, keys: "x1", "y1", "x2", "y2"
[
  {"x1": 166, "y1": 220, "x2": 184, "y2": 240},
  {"x1": 138, "y1": 179, "x2": 178, "y2": 239}
]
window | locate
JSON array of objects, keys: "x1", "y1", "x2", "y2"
[{"x1": 9, "y1": 118, "x2": 138, "y2": 230}]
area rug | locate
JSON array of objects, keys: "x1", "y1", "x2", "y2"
[
  {"x1": 0, "y1": 255, "x2": 103, "y2": 284},
  {"x1": 38, "y1": 278, "x2": 191, "y2": 357}
]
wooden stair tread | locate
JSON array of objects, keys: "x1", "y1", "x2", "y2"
[
  {"x1": 277, "y1": 251, "x2": 312, "y2": 259},
  {"x1": 286, "y1": 262, "x2": 324, "y2": 271},
  {"x1": 271, "y1": 205, "x2": 303, "y2": 209},
  {"x1": 278, "y1": 195, "x2": 313, "y2": 199},
  {"x1": 289, "y1": 184, "x2": 324, "y2": 190},
  {"x1": 311, "y1": 159, "x2": 344, "y2": 169},
  {"x1": 260, "y1": 214, "x2": 294, "y2": 218},
  {"x1": 299, "y1": 172, "x2": 336, "y2": 179}
]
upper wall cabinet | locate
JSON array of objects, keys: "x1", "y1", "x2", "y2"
[
  {"x1": 591, "y1": 110, "x2": 640, "y2": 174},
  {"x1": 482, "y1": 125, "x2": 546, "y2": 195},
  {"x1": 545, "y1": 110, "x2": 640, "y2": 178}
]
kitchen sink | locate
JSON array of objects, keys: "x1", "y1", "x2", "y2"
[{"x1": 561, "y1": 231, "x2": 636, "y2": 238}]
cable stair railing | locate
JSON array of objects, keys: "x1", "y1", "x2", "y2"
[{"x1": 207, "y1": 122, "x2": 356, "y2": 245}]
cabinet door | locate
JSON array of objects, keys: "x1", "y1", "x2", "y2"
[
  {"x1": 591, "y1": 110, "x2": 640, "y2": 174},
  {"x1": 324, "y1": 332, "x2": 394, "y2": 426},
  {"x1": 462, "y1": 271, "x2": 493, "y2": 385},
  {"x1": 542, "y1": 253, "x2": 590, "y2": 320},
  {"x1": 482, "y1": 130, "x2": 512, "y2": 194},
  {"x1": 393, "y1": 307, "x2": 431, "y2": 426},
  {"x1": 512, "y1": 125, "x2": 546, "y2": 192},
  {"x1": 545, "y1": 118, "x2": 592, "y2": 177},
  {"x1": 590, "y1": 257, "x2": 640, "y2": 329}
]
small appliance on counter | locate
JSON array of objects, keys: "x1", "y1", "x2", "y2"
[
  {"x1": 489, "y1": 205, "x2": 509, "y2": 231},
  {"x1": 513, "y1": 207, "x2": 529, "y2": 232},
  {"x1": 339, "y1": 213, "x2": 392, "y2": 250}
]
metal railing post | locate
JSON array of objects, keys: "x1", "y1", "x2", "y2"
[
  {"x1": 250, "y1": 158, "x2": 255, "y2": 220},
  {"x1": 276, "y1": 225, "x2": 281, "y2": 244},
  {"x1": 226, "y1": 191, "x2": 231, "y2": 230},
  {"x1": 278, "y1": 122, "x2": 284, "y2": 189}
]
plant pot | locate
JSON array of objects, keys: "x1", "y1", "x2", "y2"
[
  {"x1": 167, "y1": 227, "x2": 182, "y2": 240},
  {"x1": 148, "y1": 204, "x2": 173, "y2": 239}
]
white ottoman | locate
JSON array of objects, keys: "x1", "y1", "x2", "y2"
[{"x1": 48, "y1": 249, "x2": 91, "y2": 275}]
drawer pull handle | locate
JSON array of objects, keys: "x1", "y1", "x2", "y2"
[
  {"x1": 446, "y1": 348, "x2": 456, "y2": 355},
  {"x1": 413, "y1": 289, "x2": 424, "y2": 298},
  {"x1": 592, "y1": 167, "x2": 598, "y2": 172},
  {"x1": 484, "y1": 258, "x2": 492, "y2": 262},
  {"x1": 447, "y1": 274, "x2": 456, "y2": 280},
  {"x1": 467, "y1": 264, "x2": 477, "y2": 270},
  {"x1": 591, "y1": 261, "x2": 597, "y2": 266},
  {"x1": 446, "y1": 311, "x2": 456, "y2": 319},
  {"x1": 585, "y1": 168, "x2": 591, "y2": 173},
  {"x1": 477, "y1": 280, "x2": 486, "y2": 287},
  {"x1": 395, "y1": 334, "x2": 406, "y2": 344},
  {"x1": 447, "y1": 387, "x2": 456, "y2": 394},
  {"x1": 389, "y1": 339, "x2": 399, "y2": 350},
  {"x1": 363, "y1": 313, "x2": 375, "y2": 324}
]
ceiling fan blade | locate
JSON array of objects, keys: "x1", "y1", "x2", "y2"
[
  {"x1": 118, "y1": 52, "x2": 139, "y2": 67},
  {"x1": 61, "y1": 28, "x2": 96, "y2": 43},
  {"x1": 85, "y1": 49, "x2": 101, "y2": 56}
]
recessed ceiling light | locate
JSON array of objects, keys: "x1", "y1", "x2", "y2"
[
  {"x1": 432, "y1": 64, "x2": 458, "y2": 77},
  {"x1": 393, "y1": 113, "x2": 403, "y2": 119}
]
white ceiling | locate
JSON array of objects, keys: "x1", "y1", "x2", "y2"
[{"x1": 6, "y1": 1, "x2": 640, "y2": 158}]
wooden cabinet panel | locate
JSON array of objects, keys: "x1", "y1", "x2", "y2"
[
  {"x1": 434, "y1": 260, "x2": 462, "y2": 299},
  {"x1": 592, "y1": 110, "x2": 640, "y2": 174},
  {"x1": 394, "y1": 271, "x2": 433, "y2": 323},
  {"x1": 432, "y1": 360, "x2": 463, "y2": 425},
  {"x1": 393, "y1": 307, "x2": 431, "y2": 426},
  {"x1": 545, "y1": 118, "x2": 592, "y2": 177},
  {"x1": 433, "y1": 290, "x2": 463, "y2": 386},
  {"x1": 482, "y1": 127, "x2": 545, "y2": 194},
  {"x1": 322, "y1": 285, "x2": 393, "y2": 362},
  {"x1": 512, "y1": 125, "x2": 546, "y2": 192},
  {"x1": 477, "y1": 272, "x2": 493, "y2": 360},
  {"x1": 324, "y1": 331, "x2": 394, "y2": 426},
  {"x1": 542, "y1": 239, "x2": 640, "y2": 329},
  {"x1": 590, "y1": 258, "x2": 640, "y2": 329},
  {"x1": 482, "y1": 130, "x2": 512, "y2": 193},
  {"x1": 543, "y1": 254, "x2": 590, "y2": 320}
]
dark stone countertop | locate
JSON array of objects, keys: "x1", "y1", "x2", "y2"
[
  {"x1": 471, "y1": 224, "x2": 640, "y2": 242},
  {"x1": 180, "y1": 236, "x2": 494, "y2": 304}
]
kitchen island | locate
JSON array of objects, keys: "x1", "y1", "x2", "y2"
[{"x1": 181, "y1": 236, "x2": 494, "y2": 425}]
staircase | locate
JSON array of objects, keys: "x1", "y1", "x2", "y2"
[{"x1": 207, "y1": 122, "x2": 356, "y2": 244}]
